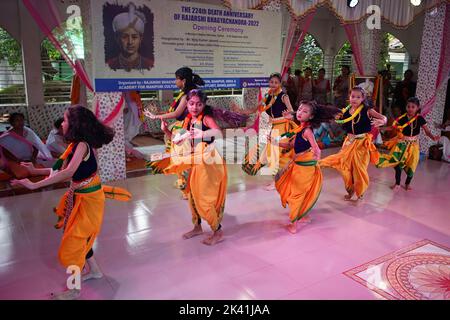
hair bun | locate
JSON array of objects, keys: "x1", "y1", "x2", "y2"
[{"x1": 192, "y1": 73, "x2": 205, "y2": 86}]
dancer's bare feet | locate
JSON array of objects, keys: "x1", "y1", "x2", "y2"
[
  {"x1": 287, "y1": 222, "x2": 297, "y2": 234},
  {"x1": 353, "y1": 195, "x2": 364, "y2": 205},
  {"x1": 81, "y1": 271, "x2": 103, "y2": 282},
  {"x1": 181, "y1": 193, "x2": 188, "y2": 200},
  {"x1": 202, "y1": 229, "x2": 224, "y2": 245},
  {"x1": 182, "y1": 224, "x2": 203, "y2": 239},
  {"x1": 81, "y1": 256, "x2": 103, "y2": 282},
  {"x1": 390, "y1": 184, "x2": 400, "y2": 190},
  {"x1": 50, "y1": 289, "x2": 80, "y2": 300},
  {"x1": 264, "y1": 182, "x2": 276, "y2": 191},
  {"x1": 403, "y1": 184, "x2": 412, "y2": 191},
  {"x1": 344, "y1": 191, "x2": 354, "y2": 201}
]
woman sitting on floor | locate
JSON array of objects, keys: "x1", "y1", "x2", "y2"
[{"x1": 0, "y1": 113, "x2": 52, "y2": 179}]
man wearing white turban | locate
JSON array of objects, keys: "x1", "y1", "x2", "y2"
[{"x1": 107, "y1": 2, "x2": 154, "y2": 71}]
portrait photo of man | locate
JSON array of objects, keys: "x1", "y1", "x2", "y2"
[{"x1": 104, "y1": 2, "x2": 154, "y2": 72}]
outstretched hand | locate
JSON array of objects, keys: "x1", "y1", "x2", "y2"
[
  {"x1": 371, "y1": 118, "x2": 386, "y2": 128},
  {"x1": 143, "y1": 109, "x2": 158, "y2": 120},
  {"x1": 10, "y1": 178, "x2": 36, "y2": 190},
  {"x1": 282, "y1": 110, "x2": 294, "y2": 120}
]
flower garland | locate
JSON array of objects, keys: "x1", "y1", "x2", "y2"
[
  {"x1": 280, "y1": 122, "x2": 309, "y2": 139},
  {"x1": 52, "y1": 143, "x2": 75, "y2": 171},
  {"x1": 392, "y1": 113, "x2": 419, "y2": 130},
  {"x1": 182, "y1": 112, "x2": 204, "y2": 130},
  {"x1": 335, "y1": 104, "x2": 364, "y2": 124},
  {"x1": 259, "y1": 87, "x2": 283, "y2": 113},
  {"x1": 168, "y1": 91, "x2": 185, "y2": 113}
]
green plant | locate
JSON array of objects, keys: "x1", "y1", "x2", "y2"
[{"x1": 291, "y1": 34, "x2": 324, "y2": 77}]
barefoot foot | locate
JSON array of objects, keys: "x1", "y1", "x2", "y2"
[
  {"x1": 182, "y1": 225, "x2": 203, "y2": 239},
  {"x1": 81, "y1": 271, "x2": 104, "y2": 282},
  {"x1": 403, "y1": 184, "x2": 412, "y2": 191},
  {"x1": 202, "y1": 229, "x2": 224, "y2": 245},
  {"x1": 344, "y1": 192, "x2": 354, "y2": 201},
  {"x1": 390, "y1": 184, "x2": 400, "y2": 190},
  {"x1": 287, "y1": 222, "x2": 297, "y2": 234}
]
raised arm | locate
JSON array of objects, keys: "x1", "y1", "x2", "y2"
[
  {"x1": 144, "y1": 96, "x2": 188, "y2": 120},
  {"x1": 368, "y1": 108, "x2": 387, "y2": 127},
  {"x1": 282, "y1": 94, "x2": 294, "y2": 112},
  {"x1": 11, "y1": 143, "x2": 87, "y2": 190}
]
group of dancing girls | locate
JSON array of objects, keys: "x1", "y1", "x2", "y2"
[
  {"x1": 143, "y1": 69, "x2": 441, "y2": 237},
  {"x1": 8, "y1": 68, "x2": 440, "y2": 299}
]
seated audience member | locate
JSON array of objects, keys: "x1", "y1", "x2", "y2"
[
  {"x1": 0, "y1": 113, "x2": 52, "y2": 179},
  {"x1": 46, "y1": 117, "x2": 68, "y2": 158},
  {"x1": 314, "y1": 122, "x2": 333, "y2": 149}
]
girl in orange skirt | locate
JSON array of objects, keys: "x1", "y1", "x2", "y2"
[
  {"x1": 241, "y1": 72, "x2": 297, "y2": 190},
  {"x1": 144, "y1": 67, "x2": 205, "y2": 199},
  {"x1": 320, "y1": 87, "x2": 387, "y2": 202},
  {"x1": 12, "y1": 106, "x2": 131, "y2": 300},
  {"x1": 163, "y1": 90, "x2": 227, "y2": 245},
  {"x1": 271, "y1": 101, "x2": 339, "y2": 233},
  {"x1": 377, "y1": 97, "x2": 439, "y2": 190}
]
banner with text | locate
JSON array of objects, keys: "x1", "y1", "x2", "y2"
[{"x1": 91, "y1": 0, "x2": 282, "y2": 91}]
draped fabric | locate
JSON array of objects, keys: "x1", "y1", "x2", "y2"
[
  {"x1": 281, "y1": 10, "x2": 315, "y2": 78},
  {"x1": 421, "y1": 3, "x2": 450, "y2": 116},
  {"x1": 343, "y1": 22, "x2": 365, "y2": 76},
  {"x1": 224, "y1": 0, "x2": 447, "y2": 27},
  {"x1": 22, "y1": 0, "x2": 93, "y2": 91},
  {"x1": 22, "y1": 0, "x2": 124, "y2": 126}
]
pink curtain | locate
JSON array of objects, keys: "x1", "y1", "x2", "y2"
[
  {"x1": 281, "y1": 10, "x2": 316, "y2": 78},
  {"x1": 342, "y1": 22, "x2": 365, "y2": 76},
  {"x1": 422, "y1": 4, "x2": 450, "y2": 116},
  {"x1": 23, "y1": 0, "x2": 93, "y2": 91},
  {"x1": 280, "y1": 18, "x2": 298, "y2": 76},
  {"x1": 22, "y1": 0, "x2": 124, "y2": 125}
]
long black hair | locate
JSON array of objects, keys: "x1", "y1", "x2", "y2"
[
  {"x1": 186, "y1": 89, "x2": 213, "y2": 116},
  {"x1": 8, "y1": 112, "x2": 25, "y2": 126},
  {"x1": 64, "y1": 105, "x2": 115, "y2": 148},
  {"x1": 175, "y1": 67, "x2": 205, "y2": 93},
  {"x1": 54, "y1": 117, "x2": 64, "y2": 129},
  {"x1": 269, "y1": 72, "x2": 282, "y2": 82},
  {"x1": 298, "y1": 100, "x2": 341, "y2": 129}
]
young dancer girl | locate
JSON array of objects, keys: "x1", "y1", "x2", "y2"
[
  {"x1": 320, "y1": 87, "x2": 387, "y2": 201},
  {"x1": 241, "y1": 72, "x2": 296, "y2": 190},
  {"x1": 272, "y1": 101, "x2": 339, "y2": 233},
  {"x1": 377, "y1": 97, "x2": 439, "y2": 190},
  {"x1": 144, "y1": 67, "x2": 204, "y2": 199},
  {"x1": 11, "y1": 105, "x2": 131, "y2": 300},
  {"x1": 163, "y1": 90, "x2": 227, "y2": 245}
]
